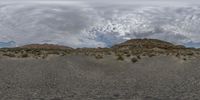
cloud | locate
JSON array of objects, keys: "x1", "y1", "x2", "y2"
[{"x1": 0, "y1": 1, "x2": 200, "y2": 48}]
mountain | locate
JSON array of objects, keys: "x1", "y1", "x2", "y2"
[
  {"x1": 21, "y1": 44, "x2": 73, "y2": 50},
  {"x1": 0, "y1": 41, "x2": 16, "y2": 48},
  {"x1": 112, "y1": 39, "x2": 185, "y2": 50},
  {"x1": 19, "y1": 39, "x2": 185, "y2": 50}
]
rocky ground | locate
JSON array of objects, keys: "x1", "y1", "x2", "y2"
[{"x1": 0, "y1": 39, "x2": 200, "y2": 100}]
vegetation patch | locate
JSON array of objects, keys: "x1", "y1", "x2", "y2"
[{"x1": 3, "y1": 53, "x2": 16, "y2": 57}]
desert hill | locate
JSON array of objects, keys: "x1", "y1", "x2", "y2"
[
  {"x1": 112, "y1": 39, "x2": 185, "y2": 49},
  {"x1": 21, "y1": 44, "x2": 73, "y2": 50}
]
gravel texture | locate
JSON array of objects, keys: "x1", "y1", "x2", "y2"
[{"x1": 0, "y1": 55, "x2": 199, "y2": 100}]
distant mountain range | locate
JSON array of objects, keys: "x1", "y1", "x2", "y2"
[
  {"x1": 18, "y1": 39, "x2": 186, "y2": 50},
  {"x1": 0, "y1": 41, "x2": 16, "y2": 48},
  {"x1": 20, "y1": 44, "x2": 73, "y2": 50},
  {"x1": 112, "y1": 39, "x2": 186, "y2": 50}
]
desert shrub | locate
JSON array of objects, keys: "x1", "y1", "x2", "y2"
[
  {"x1": 14, "y1": 51, "x2": 19, "y2": 54},
  {"x1": 31, "y1": 49, "x2": 41, "y2": 56},
  {"x1": 58, "y1": 51, "x2": 66, "y2": 56},
  {"x1": 95, "y1": 54, "x2": 103, "y2": 59},
  {"x1": 176, "y1": 53, "x2": 180, "y2": 57},
  {"x1": 84, "y1": 52, "x2": 90, "y2": 56},
  {"x1": 123, "y1": 51, "x2": 129, "y2": 54},
  {"x1": 41, "y1": 55, "x2": 47, "y2": 59},
  {"x1": 3, "y1": 53, "x2": 15, "y2": 57},
  {"x1": 142, "y1": 53, "x2": 146, "y2": 56},
  {"x1": 131, "y1": 57, "x2": 138, "y2": 63},
  {"x1": 113, "y1": 93, "x2": 120, "y2": 98},
  {"x1": 187, "y1": 52, "x2": 194, "y2": 56},
  {"x1": 137, "y1": 55, "x2": 141, "y2": 59},
  {"x1": 21, "y1": 53, "x2": 28, "y2": 58},
  {"x1": 148, "y1": 53, "x2": 156, "y2": 57},
  {"x1": 50, "y1": 97, "x2": 63, "y2": 100},
  {"x1": 117, "y1": 55, "x2": 124, "y2": 61},
  {"x1": 166, "y1": 53, "x2": 170, "y2": 56},
  {"x1": 126, "y1": 53, "x2": 131, "y2": 57},
  {"x1": 25, "y1": 49, "x2": 32, "y2": 52},
  {"x1": 47, "y1": 50, "x2": 60, "y2": 55},
  {"x1": 106, "y1": 51, "x2": 112, "y2": 55}
]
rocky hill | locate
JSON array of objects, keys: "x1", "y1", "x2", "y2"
[{"x1": 112, "y1": 39, "x2": 185, "y2": 50}]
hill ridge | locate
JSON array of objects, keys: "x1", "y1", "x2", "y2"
[
  {"x1": 18, "y1": 39, "x2": 186, "y2": 50},
  {"x1": 112, "y1": 39, "x2": 185, "y2": 49},
  {"x1": 21, "y1": 43, "x2": 73, "y2": 50}
]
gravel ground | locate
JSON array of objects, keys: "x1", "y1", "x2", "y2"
[{"x1": 0, "y1": 55, "x2": 199, "y2": 100}]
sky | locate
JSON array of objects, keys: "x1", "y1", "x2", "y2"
[{"x1": 0, "y1": 0, "x2": 200, "y2": 48}]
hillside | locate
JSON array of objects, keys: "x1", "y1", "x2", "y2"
[{"x1": 112, "y1": 39, "x2": 185, "y2": 49}]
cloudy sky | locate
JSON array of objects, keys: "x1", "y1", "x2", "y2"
[{"x1": 0, "y1": 0, "x2": 200, "y2": 48}]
